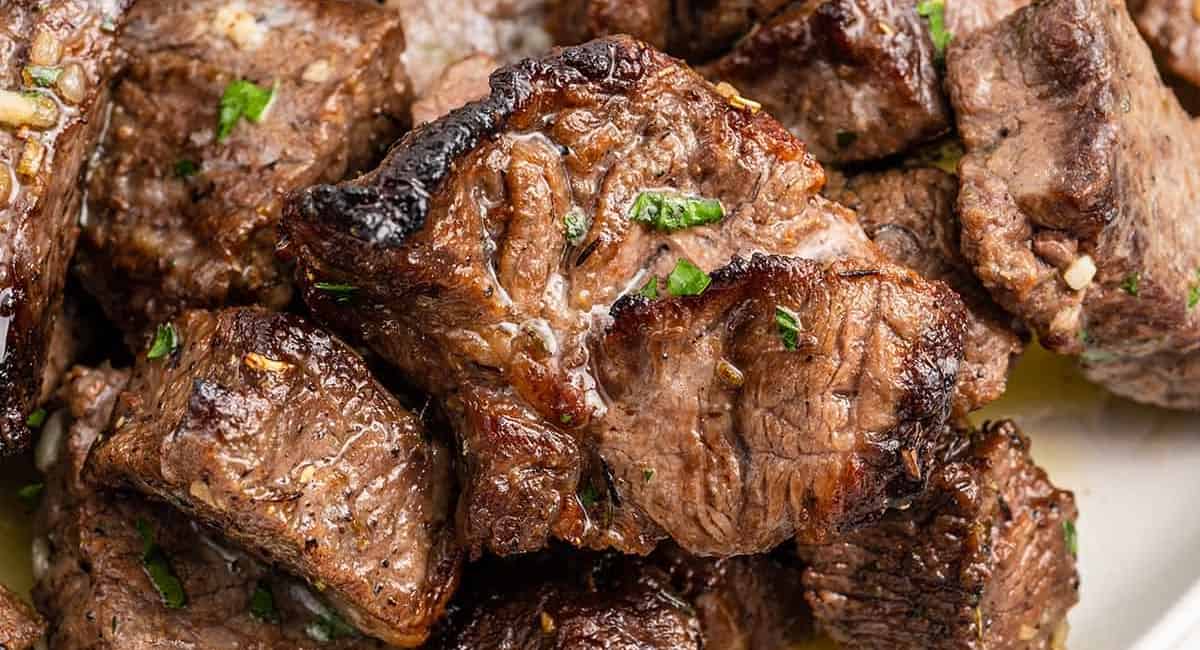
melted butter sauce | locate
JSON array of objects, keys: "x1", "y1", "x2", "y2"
[{"x1": 0, "y1": 453, "x2": 39, "y2": 602}]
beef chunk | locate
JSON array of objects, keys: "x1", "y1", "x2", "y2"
[
  {"x1": 34, "y1": 366, "x2": 386, "y2": 649},
  {"x1": 428, "y1": 547, "x2": 811, "y2": 649},
  {"x1": 411, "y1": 54, "x2": 497, "y2": 126},
  {"x1": 800, "y1": 421, "x2": 1080, "y2": 649},
  {"x1": 283, "y1": 37, "x2": 968, "y2": 556},
  {"x1": 1129, "y1": 0, "x2": 1200, "y2": 90},
  {"x1": 86, "y1": 309, "x2": 461, "y2": 646},
  {"x1": 948, "y1": 0, "x2": 1200, "y2": 409},
  {"x1": 0, "y1": 584, "x2": 43, "y2": 650},
  {"x1": 825, "y1": 167, "x2": 1025, "y2": 415},
  {"x1": 386, "y1": 0, "x2": 550, "y2": 96},
  {"x1": 75, "y1": 0, "x2": 409, "y2": 336},
  {"x1": 0, "y1": 0, "x2": 133, "y2": 456}
]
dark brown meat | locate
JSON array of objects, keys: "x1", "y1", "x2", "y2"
[
  {"x1": 948, "y1": 0, "x2": 1200, "y2": 409},
  {"x1": 411, "y1": 54, "x2": 497, "y2": 126},
  {"x1": 34, "y1": 365, "x2": 388, "y2": 649},
  {"x1": 428, "y1": 547, "x2": 812, "y2": 649},
  {"x1": 282, "y1": 37, "x2": 969, "y2": 556},
  {"x1": 800, "y1": 421, "x2": 1080, "y2": 649},
  {"x1": 0, "y1": 584, "x2": 43, "y2": 650},
  {"x1": 825, "y1": 168, "x2": 1025, "y2": 416},
  {"x1": 86, "y1": 309, "x2": 461, "y2": 647},
  {"x1": 944, "y1": 0, "x2": 1032, "y2": 36},
  {"x1": 0, "y1": 0, "x2": 133, "y2": 456},
  {"x1": 1129, "y1": 0, "x2": 1200, "y2": 90},
  {"x1": 75, "y1": 0, "x2": 409, "y2": 336}
]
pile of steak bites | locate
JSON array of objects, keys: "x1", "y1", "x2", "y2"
[{"x1": 12, "y1": 0, "x2": 1200, "y2": 646}]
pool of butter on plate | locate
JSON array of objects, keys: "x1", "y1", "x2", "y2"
[{"x1": 0, "y1": 347, "x2": 1100, "y2": 648}]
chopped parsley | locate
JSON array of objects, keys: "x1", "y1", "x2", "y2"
[
  {"x1": 560, "y1": 413, "x2": 573, "y2": 425},
  {"x1": 25, "y1": 408, "x2": 47, "y2": 428},
  {"x1": 249, "y1": 580, "x2": 280, "y2": 623},
  {"x1": 579, "y1": 483, "x2": 599, "y2": 508},
  {"x1": 639, "y1": 276, "x2": 659, "y2": 299},
  {"x1": 1062, "y1": 519, "x2": 1078, "y2": 558},
  {"x1": 563, "y1": 208, "x2": 587, "y2": 246},
  {"x1": 775, "y1": 306, "x2": 801, "y2": 350},
  {"x1": 1120, "y1": 272, "x2": 1140, "y2": 296},
  {"x1": 836, "y1": 131, "x2": 858, "y2": 150},
  {"x1": 25, "y1": 65, "x2": 62, "y2": 88},
  {"x1": 917, "y1": 0, "x2": 952, "y2": 63},
  {"x1": 217, "y1": 79, "x2": 276, "y2": 142},
  {"x1": 642, "y1": 469, "x2": 654, "y2": 483},
  {"x1": 666, "y1": 259, "x2": 710, "y2": 297},
  {"x1": 314, "y1": 282, "x2": 357, "y2": 304},
  {"x1": 147, "y1": 323, "x2": 180, "y2": 360},
  {"x1": 1190, "y1": 286, "x2": 1200, "y2": 310},
  {"x1": 306, "y1": 610, "x2": 358, "y2": 642},
  {"x1": 174, "y1": 159, "x2": 199, "y2": 178},
  {"x1": 17, "y1": 482, "x2": 44, "y2": 509},
  {"x1": 136, "y1": 519, "x2": 187, "y2": 609},
  {"x1": 629, "y1": 191, "x2": 724, "y2": 232}
]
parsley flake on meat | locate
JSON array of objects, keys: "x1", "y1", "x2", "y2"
[
  {"x1": 25, "y1": 65, "x2": 62, "y2": 88},
  {"x1": 1062, "y1": 519, "x2": 1078, "y2": 558},
  {"x1": 249, "y1": 581, "x2": 279, "y2": 624},
  {"x1": 775, "y1": 306, "x2": 801, "y2": 350},
  {"x1": 306, "y1": 610, "x2": 359, "y2": 642},
  {"x1": 917, "y1": 0, "x2": 952, "y2": 63},
  {"x1": 135, "y1": 519, "x2": 187, "y2": 609},
  {"x1": 174, "y1": 159, "x2": 199, "y2": 178},
  {"x1": 1121, "y1": 272, "x2": 1140, "y2": 296},
  {"x1": 147, "y1": 323, "x2": 180, "y2": 360},
  {"x1": 629, "y1": 191, "x2": 724, "y2": 231},
  {"x1": 563, "y1": 208, "x2": 587, "y2": 245},
  {"x1": 25, "y1": 408, "x2": 46, "y2": 428},
  {"x1": 639, "y1": 276, "x2": 659, "y2": 299},
  {"x1": 667, "y1": 259, "x2": 711, "y2": 297},
  {"x1": 314, "y1": 282, "x2": 358, "y2": 304},
  {"x1": 16, "y1": 482, "x2": 44, "y2": 509},
  {"x1": 217, "y1": 79, "x2": 277, "y2": 141}
]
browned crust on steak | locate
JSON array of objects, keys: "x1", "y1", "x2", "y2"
[{"x1": 0, "y1": 584, "x2": 43, "y2": 650}]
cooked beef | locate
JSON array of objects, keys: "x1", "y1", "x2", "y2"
[
  {"x1": 34, "y1": 365, "x2": 388, "y2": 649},
  {"x1": 1129, "y1": 0, "x2": 1200, "y2": 90},
  {"x1": 800, "y1": 420, "x2": 1080, "y2": 649},
  {"x1": 282, "y1": 37, "x2": 969, "y2": 556},
  {"x1": 428, "y1": 546, "x2": 811, "y2": 649},
  {"x1": 411, "y1": 54, "x2": 497, "y2": 126},
  {"x1": 0, "y1": 584, "x2": 43, "y2": 650},
  {"x1": 0, "y1": 0, "x2": 133, "y2": 456},
  {"x1": 944, "y1": 0, "x2": 1033, "y2": 37},
  {"x1": 948, "y1": 0, "x2": 1200, "y2": 409},
  {"x1": 75, "y1": 0, "x2": 409, "y2": 336},
  {"x1": 825, "y1": 167, "x2": 1024, "y2": 416},
  {"x1": 385, "y1": 0, "x2": 550, "y2": 97},
  {"x1": 86, "y1": 309, "x2": 461, "y2": 646}
]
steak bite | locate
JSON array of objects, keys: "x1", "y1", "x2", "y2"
[
  {"x1": 800, "y1": 421, "x2": 1080, "y2": 649},
  {"x1": 0, "y1": 0, "x2": 133, "y2": 456},
  {"x1": 34, "y1": 366, "x2": 387, "y2": 649},
  {"x1": 825, "y1": 167, "x2": 1025, "y2": 416},
  {"x1": 428, "y1": 547, "x2": 811, "y2": 649},
  {"x1": 0, "y1": 584, "x2": 43, "y2": 650},
  {"x1": 411, "y1": 54, "x2": 498, "y2": 126},
  {"x1": 948, "y1": 0, "x2": 1200, "y2": 409},
  {"x1": 86, "y1": 309, "x2": 461, "y2": 647},
  {"x1": 1129, "y1": 0, "x2": 1200, "y2": 90},
  {"x1": 75, "y1": 0, "x2": 409, "y2": 336},
  {"x1": 283, "y1": 37, "x2": 968, "y2": 556}
]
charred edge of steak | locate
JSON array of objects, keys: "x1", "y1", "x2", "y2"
[{"x1": 285, "y1": 36, "x2": 657, "y2": 249}]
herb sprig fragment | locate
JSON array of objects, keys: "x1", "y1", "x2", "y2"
[
  {"x1": 775, "y1": 306, "x2": 801, "y2": 350},
  {"x1": 667, "y1": 259, "x2": 710, "y2": 297},
  {"x1": 249, "y1": 581, "x2": 280, "y2": 623},
  {"x1": 630, "y1": 191, "x2": 724, "y2": 232},
  {"x1": 136, "y1": 519, "x2": 187, "y2": 609},
  {"x1": 217, "y1": 79, "x2": 276, "y2": 141},
  {"x1": 147, "y1": 323, "x2": 180, "y2": 360},
  {"x1": 314, "y1": 282, "x2": 358, "y2": 304},
  {"x1": 917, "y1": 0, "x2": 952, "y2": 63}
]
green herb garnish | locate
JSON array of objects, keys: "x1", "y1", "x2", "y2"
[
  {"x1": 1120, "y1": 272, "x2": 1140, "y2": 296},
  {"x1": 1062, "y1": 519, "x2": 1078, "y2": 558},
  {"x1": 642, "y1": 469, "x2": 654, "y2": 483},
  {"x1": 775, "y1": 306, "x2": 801, "y2": 351},
  {"x1": 136, "y1": 519, "x2": 187, "y2": 609},
  {"x1": 217, "y1": 79, "x2": 276, "y2": 141},
  {"x1": 836, "y1": 131, "x2": 858, "y2": 150},
  {"x1": 1189, "y1": 286, "x2": 1200, "y2": 310},
  {"x1": 17, "y1": 483, "x2": 44, "y2": 509},
  {"x1": 314, "y1": 282, "x2": 358, "y2": 304},
  {"x1": 174, "y1": 159, "x2": 199, "y2": 178},
  {"x1": 579, "y1": 483, "x2": 599, "y2": 508},
  {"x1": 639, "y1": 276, "x2": 659, "y2": 299},
  {"x1": 667, "y1": 259, "x2": 710, "y2": 297},
  {"x1": 147, "y1": 323, "x2": 179, "y2": 360},
  {"x1": 306, "y1": 610, "x2": 359, "y2": 642},
  {"x1": 560, "y1": 413, "x2": 573, "y2": 425},
  {"x1": 26, "y1": 408, "x2": 47, "y2": 428},
  {"x1": 629, "y1": 191, "x2": 724, "y2": 232},
  {"x1": 250, "y1": 580, "x2": 280, "y2": 623},
  {"x1": 917, "y1": 0, "x2": 952, "y2": 63},
  {"x1": 25, "y1": 65, "x2": 62, "y2": 87},
  {"x1": 563, "y1": 209, "x2": 587, "y2": 246}
]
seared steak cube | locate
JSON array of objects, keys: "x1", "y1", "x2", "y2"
[
  {"x1": 949, "y1": 0, "x2": 1200, "y2": 409},
  {"x1": 0, "y1": 0, "x2": 133, "y2": 455},
  {"x1": 283, "y1": 37, "x2": 969, "y2": 557},
  {"x1": 34, "y1": 366, "x2": 388, "y2": 649},
  {"x1": 800, "y1": 421, "x2": 1080, "y2": 650},
  {"x1": 825, "y1": 167, "x2": 1025, "y2": 416},
  {"x1": 86, "y1": 309, "x2": 461, "y2": 646},
  {"x1": 0, "y1": 584, "x2": 43, "y2": 650},
  {"x1": 1129, "y1": 0, "x2": 1200, "y2": 90},
  {"x1": 75, "y1": 0, "x2": 409, "y2": 336}
]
